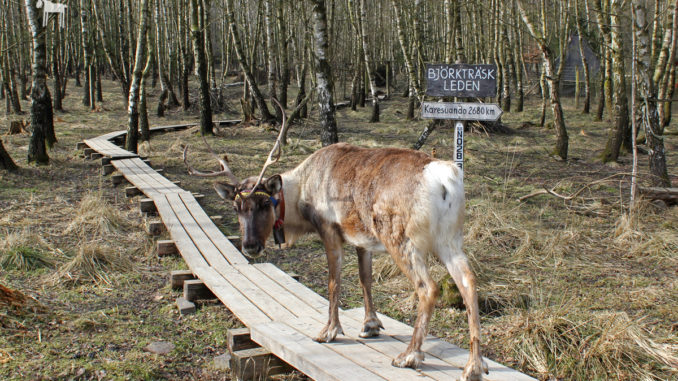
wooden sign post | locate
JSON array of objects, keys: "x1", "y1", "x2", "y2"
[{"x1": 423, "y1": 63, "x2": 500, "y2": 174}]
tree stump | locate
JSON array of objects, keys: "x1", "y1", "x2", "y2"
[{"x1": 8, "y1": 121, "x2": 25, "y2": 135}]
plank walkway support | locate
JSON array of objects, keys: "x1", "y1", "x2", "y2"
[{"x1": 80, "y1": 121, "x2": 536, "y2": 381}]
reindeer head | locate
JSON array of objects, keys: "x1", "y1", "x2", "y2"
[
  {"x1": 212, "y1": 175, "x2": 282, "y2": 257},
  {"x1": 184, "y1": 100, "x2": 288, "y2": 258}
]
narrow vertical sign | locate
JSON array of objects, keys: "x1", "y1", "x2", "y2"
[{"x1": 455, "y1": 122, "x2": 464, "y2": 171}]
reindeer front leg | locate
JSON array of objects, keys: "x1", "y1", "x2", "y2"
[
  {"x1": 313, "y1": 230, "x2": 344, "y2": 343},
  {"x1": 356, "y1": 247, "x2": 383, "y2": 338}
]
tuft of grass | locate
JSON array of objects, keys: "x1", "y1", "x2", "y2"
[
  {"x1": 64, "y1": 192, "x2": 132, "y2": 238},
  {"x1": 497, "y1": 302, "x2": 678, "y2": 380},
  {"x1": 0, "y1": 229, "x2": 54, "y2": 270},
  {"x1": 49, "y1": 241, "x2": 134, "y2": 285},
  {"x1": 0, "y1": 246, "x2": 53, "y2": 271}
]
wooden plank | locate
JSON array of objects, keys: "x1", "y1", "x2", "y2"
[
  {"x1": 165, "y1": 193, "x2": 233, "y2": 270},
  {"x1": 210, "y1": 263, "x2": 297, "y2": 322},
  {"x1": 191, "y1": 266, "x2": 270, "y2": 326},
  {"x1": 343, "y1": 309, "x2": 533, "y2": 381},
  {"x1": 284, "y1": 316, "x2": 433, "y2": 380},
  {"x1": 250, "y1": 321, "x2": 387, "y2": 381},
  {"x1": 153, "y1": 195, "x2": 209, "y2": 270},
  {"x1": 127, "y1": 158, "x2": 182, "y2": 192},
  {"x1": 179, "y1": 193, "x2": 248, "y2": 264},
  {"x1": 233, "y1": 264, "x2": 320, "y2": 319},
  {"x1": 244, "y1": 266, "x2": 458, "y2": 379},
  {"x1": 253, "y1": 263, "x2": 330, "y2": 313},
  {"x1": 113, "y1": 160, "x2": 163, "y2": 197},
  {"x1": 117, "y1": 158, "x2": 180, "y2": 195}
]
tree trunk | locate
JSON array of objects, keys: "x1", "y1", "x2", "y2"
[
  {"x1": 264, "y1": 0, "x2": 282, "y2": 122},
  {"x1": 358, "y1": 0, "x2": 380, "y2": 122},
  {"x1": 126, "y1": 0, "x2": 151, "y2": 153},
  {"x1": 517, "y1": 0, "x2": 569, "y2": 160},
  {"x1": 52, "y1": 20, "x2": 63, "y2": 112},
  {"x1": 25, "y1": 0, "x2": 54, "y2": 165},
  {"x1": 139, "y1": 52, "x2": 152, "y2": 142},
  {"x1": 191, "y1": 0, "x2": 214, "y2": 135},
  {"x1": 601, "y1": 0, "x2": 630, "y2": 162},
  {"x1": 637, "y1": 1, "x2": 673, "y2": 186},
  {"x1": 225, "y1": 0, "x2": 275, "y2": 123},
  {"x1": 310, "y1": 0, "x2": 338, "y2": 146},
  {"x1": 575, "y1": 0, "x2": 591, "y2": 113},
  {"x1": 0, "y1": 138, "x2": 18, "y2": 171},
  {"x1": 277, "y1": 1, "x2": 290, "y2": 107}
]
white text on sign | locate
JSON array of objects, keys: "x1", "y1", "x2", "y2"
[{"x1": 421, "y1": 102, "x2": 503, "y2": 121}]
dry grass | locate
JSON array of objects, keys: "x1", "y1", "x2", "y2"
[
  {"x1": 0, "y1": 229, "x2": 55, "y2": 270},
  {"x1": 496, "y1": 302, "x2": 678, "y2": 380},
  {"x1": 49, "y1": 192, "x2": 146, "y2": 285},
  {"x1": 64, "y1": 191, "x2": 133, "y2": 238},
  {"x1": 49, "y1": 241, "x2": 135, "y2": 285}
]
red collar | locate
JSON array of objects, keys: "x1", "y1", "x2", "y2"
[{"x1": 274, "y1": 189, "x2": 285, "y2": 229}]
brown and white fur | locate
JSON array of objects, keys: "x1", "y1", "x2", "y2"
[{"x1": 213, "y1": 143, "x2": 488, "y2": 380}]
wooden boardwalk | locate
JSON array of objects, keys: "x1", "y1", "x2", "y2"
[{"x1": 80, "y1": 123, "x2": 535, "y2": 381}]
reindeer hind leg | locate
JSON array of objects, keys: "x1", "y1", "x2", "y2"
[{"x1": 436, "y1": 238, "x2": 488, "y2": 381}]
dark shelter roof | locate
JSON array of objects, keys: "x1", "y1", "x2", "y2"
[{"x1": 558, "y1": 33, "x2": 601, "y2": 83}]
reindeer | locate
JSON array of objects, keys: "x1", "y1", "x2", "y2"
[{"x1": 183, "y1": 103, "x2": 489, "y2": 380}]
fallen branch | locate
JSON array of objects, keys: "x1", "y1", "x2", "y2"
[{"x1": 638, "y1": 187, "x2": 678, "y2": 204}]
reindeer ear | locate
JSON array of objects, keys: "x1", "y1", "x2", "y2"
[
  {"x1": 264, "y1": 175, "x2": 283, "y2": 195},
  {"x1": 214, "y1": 182, "x2": 237, "y2": 200}
]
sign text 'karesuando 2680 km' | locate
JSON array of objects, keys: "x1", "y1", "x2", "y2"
[
  {"x1": 425, "y1": 63, "x2": 497, "y2": 98},
  {"x1": 421, "y1": 102, "x2": 503, "y2": 121}
]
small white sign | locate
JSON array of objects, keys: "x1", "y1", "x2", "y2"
[{"x1": 421, "y1": 102, "x2": 503, "y2": 121}]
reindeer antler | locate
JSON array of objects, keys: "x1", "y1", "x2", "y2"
[
  {"x1": 183, "y1": 135, "x2": 239, "y2": 184},
  {"x1": 249, "y1": 98, "x2": 289, "y2": 194}
]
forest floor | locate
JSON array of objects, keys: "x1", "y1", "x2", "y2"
[{"x1": 1, "y1": 79, "x2": 677, "y2": 381}]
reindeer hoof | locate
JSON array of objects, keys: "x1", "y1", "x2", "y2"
[
  {"x1": 359, "y1": 317, "x2": 384, "y2": 338},
  {"x1": 313, "y1": 323, "x2": 343, "y2": 343},
  {"x1": 391, "y1": 350, "x2": 424, "y2": 369},
  {"x1": 461, "y1": 358, "x2": 489, "y2": 381}
]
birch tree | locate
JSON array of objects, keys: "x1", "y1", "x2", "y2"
[
  {"x1": 311, "y1": 0, "x2": 338, "y2": 146},
  {"x1": 25, "y1": 0, "x2": 55, "y2": 165},
  {"x1": 191, "y1": 0, "x2": 213, "y2": 135},
  {"x1": 125, "y1": 0, "x2": 151, "y2": 153},
  {"x1": 517, "y1": 0, "x2": 570, "y2": 160}
]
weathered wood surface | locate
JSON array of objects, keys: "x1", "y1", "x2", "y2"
[
  {"x1": 81, "y1": 124, "x2": 536, "y2": 381},
  {"x1": 639, "y1": 186, "x2": 678, "y2": 203}
]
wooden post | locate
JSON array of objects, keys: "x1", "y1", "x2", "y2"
[
  {"x1": 139, "y1": 198, "x2": 157, "y2": 214},
  {"x1": 112, "y1": 174, "x2": 125, "y2": 186},
  {"x1": 157, "y1": 240, "x2": 178, "y2": 256},
  {"x1": 176, "y1": 297, "x2": 196, "y2": 315},
  {"x1": 228, "y1": 328, "x2": 260, "y2": 353},
  {"x1": 101, "y1": 164, "x2": 115, "y2": 175},
  {"x1": 170, "y1": 270, "x2": 196, "y2": 289},
  {"x1": 230, "y1": 347, "x2": 292, "y2": 381},
  {"x1": 183, "y1": 279, "x2": 216, "y2": 301},
  {"x1": 76, "y1": 142, "x2": 87, "y2": 150},
  {"x1": 146, "y1": 220, "x2": 164, "y2": 235},
  {"x1": 125, "y1": 186, "x2": 142, "y2": 197}
]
